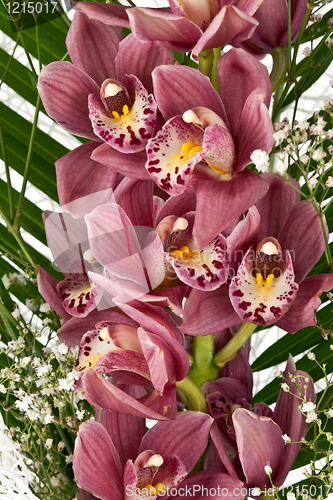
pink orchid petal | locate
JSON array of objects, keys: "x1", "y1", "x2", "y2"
[
  {"x1": 209, "y1": 422, "x2": 239, "y2": 479},
  {"x1": 56, "y1": 141, "x2": 119, "y2": 218},
  {"x1": 140, "y1": 412, "x2": 213, "y2": 472},
  {"x1": 57, "y1": 273, "x2": 103, "y2": 317},
  {"x1": 170, "y1": 471, "x2": 244, "y2": 499},
  {"x1": 202, "y1": 123, "x2": 235, "y2": 175},
  {"x1": 191, "y1": 168, "x2": 269, "y2": 248},
  {"x1": 167, "y1": 233, "x2": 228, "y2": 291},
  {"x1": 255, "y1": 173, "x2": 301, "y2": 241},
  {"x1": 227, "y1": 205, "x2": 261, "y2": 272},
  {"x1": 74, "y1": 1, "x2": 130, "y2": 28},
  {"x1": 83, "y1": 370, "x2": 169, "y2": 420},
  {"x1": 58, "y1": 309, "x2": 137, "y2": 348},
  {"x1": 276, "y1": 274, "x2": 333, "y2": 334},
  {"x1": 230, "y1": 249, "x2": 298, "y2": 326},
  {"x1": 116, "y1": 34, "x2": 173, "y2": 95},
  {"x1": 278, "y1": 200, "x2": 327, "y2": 283},
  {"x1": 273, "y1": 356, "x2": 316, "y2": 486},
  {"x1": 155, "y1": 187, "x2": 196, "y2": 226},
  {"x1": 88, "y1": 75, "x2": 157, "y2": 153},
  {"x1": 146, "y1": 116, "x2": 205, "y2": 195},
  {"x1": 234, "y1": 89, "x2": 274, "y2": 172},
  {"x1": 73, "y1": 420, "x2": 123, "y2": 500},
  {"x1": 127, "y1": 7, "x2": 202, "y2": 51},
  {"x1": 114, "y1": 178, "x2": 154, "y2": 228},
  {"x1": 96, "y1": 351, "x2": 152, "y2": 385},
  {"x1": 91, "y1": 142, "x2": 150, "y2": 180},
  {"x1": 66, "y1": 12, "x2": 123, "y2": 87},
  {"x1": 138, "y1": 384, "x2": 178, "y2": 419},
  {"x1": 181, "y1": 286, "x2": 241, "y2": 336},
  {"x1": 37, "y1": 266, "x2": 72, "y2": 320},
  {"x1": 193, "y1": 5, "x2": 259, "y2": 55},
  {"x1": 153, "y1": 65, "x2": 227, "y2": 123},
  {"x1": 217, "y1": 48, "x2": 271, "y2": 140},
  {"x1": 233, "y1": 408, "x2": 285, "y2": 489},
  {"x1": 37, "y1": 62, "x2": 100, "y2": 140}
]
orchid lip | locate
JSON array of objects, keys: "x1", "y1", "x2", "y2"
[{"x1": 100, "y1": 78, "x2": 132, "y2": 119}]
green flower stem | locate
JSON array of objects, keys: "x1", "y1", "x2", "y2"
[
  {"x1": 211, "y1": 47, "x2": 221, "y2": 93},
  {"x1": 0, "y1": 202, "x2": 37, "y2": 271},
  {"x1": 176, "y1": 375, "x2": 207, "y2": 412},
  {"x1": 13, "y1": 94, "x2": 41, "y2": 234},
  {"x1": 214, "y1": 322, "x2": 257, "y2": 368},
  {"x1": 198, "y1": 49, "x2": 214, "y2": 79},
  {"x1": 270, "y1": 46, "x2": 289, "y2": 93},
  {"x1": 188, "y1": 335, "x2": 219, "y2": 387}
]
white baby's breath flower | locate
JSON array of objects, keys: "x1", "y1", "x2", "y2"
[
  {"x1": 58, "y1": 343, "x2": 68, "y2": 355},
  {"x1": 286, "y1": 493, "x2": 296, "y2": 500},
  {"x1": 308, "y1": 177, "x2": 318, "y2": 189},
  {"x1": 264, "y1": 465, "x2": 272, "y2": 475},
  {"x1": 250, "y1": 150, "x2": 270, "y2": 172},
  {"x1": 1, "y1": 275, "x2": 12, "y2": 290},
  {"x1": 45, "y1": 439, "x2": 53, "y2": 450},
  {"x1": 307, "y1": 352, "x2": 315, "y2": 360},
  {"x1": 25, "y1": 299, "x2": 38, "y2": 312},
  {"x1": 76, "y1": 409, "x2": 85, "y2": 421},
  {"x1": 0, "y1": 384, "x2": 7, "y2": 394},
  {"x1": 326, "y1": 176, "x2": 333, "y2": 188},
  {"x1": 39, "y1": 302, "x2": 51, "y2": 313},
  {"x1": 303, "y1": 47, "x2": 312, "y2": 57},
  {"x1": 274, "y1": 162, "x2": 288, "y2": 175},
  {"x1": 302, "y1": 401, "x2": 316, "y2": 413},
  {"x1": 58, "y1": 441, "x2": 66, "y2": 451},
  {"x1": 12, "y1": 308, "x2": 20, "y2": 321},
  {"x1": 299, "y1": 154, "x2": 309, "y2": 164},
  {"x1": 281, "y1": 383, "x2": 289, "y2": 392},
  {"x1": 312, "y1": 148, "x2": 325, "y2": 161},
  {"x1": 36, "y1": 364, "x2": 52, "y2": 377},
  {"x1": 306, "y1": 411, "x2": 318, "y2": 423},
  {"x1": 65, "y1": 454, "x2": 73, "y2": 464},
  {"x1": 282, "y1": 434, "x2": 291, "y2": 444}
]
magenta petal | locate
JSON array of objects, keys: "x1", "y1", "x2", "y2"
[
  {"x1": 88, "y1": 75, "x2": 157, "y2": 153},
  {"x1": 37, "y1": 266, "x2": 72, "y2": 321},
  {"x1": 114, "y1": 178, "x2": 154, "y2": 228},
  {"x1": 234, "y1": 89, "x2": 274, "y2": 172},
  {"x1": 56, "y1": 141, "x2": 119, "y2": 218},
  {"x1": 227, "y1": 205, "x2": 260, "y2": 272},
  {"x1": 145, "y1": 116, "x2": 205, "y2": 195},
  {"x1": 181, "y1": 286, "x2": 241, "y2": 336},
  {"x1": 233, "y1": 408, "x2": 285, "y2": 489},
  {"x1": 58, "y1": 308, "x2": 138, "y2": 348},
  {"x1": 57, "y1": 273, "x2": 103, "y2": 317},
  {"x1": 139, "y1": 384, "x2": 178, "y2": 419},
  {"x1": 74, "y1": 1, "x2": 130, "y2": 28},
  {"x1": 209, "y1": 422, "x2": 239, "y2": 479},
  {"x1": 230, "y1": 249, "x2": 298, "y2": 326},
  {"x1": 168, "y1": 470, "x2": 244, "y2": 499},
  {"x1": 155, "y1": 187, "x2": 196, "y2": 226},
  {"x1": 140, "y1": 411, "x2": 213, "y2": 472},
  {"x1": 138, "y1": 328, "x2": 173, "y2": 392},
  {"x1": 273, "y1": 356, "x2": 316, "y2": 486},
  {"x1": 153, "y1": 65, "x2": 227, "y2": 123},
  {"x1": 73, "y1": 420, "x2": 123, "y2": 500},
  {"x1": 127, "y1": 7, "x2": 202, "y2": 51},
  {"x1": 66, "y1": 12, "x2": 123, "y2": 86},
  {"x1": 116, "y1": 34, "x2": 173, "y2": 95},
  {"x1": 95, "y1": 350, "x2": 152, "y2": 384},
  {"x1": 91, "y1": 142, "x2": 150, "y2": 180},
  {"x1": 83, "y1": 370, "x2": 169, "y2": 420},
  {"x1": 276, "y1": 274, "x2": 333, "y2": 334},
  {"x1": 192, "y1": 168, "x2": 269, "y2": 248},
  {"x1": 278, "y1": 200, "x2": 327, "y2": 283},
  {"x1": 217, "y1": 48, "x2": 271, "y2": 139},
  {"x1": 193, "y1": 5, "x2": 258, "y2": 55},
  {"x1": 255, "y1": 173, "x2": 301, "y2": 241},
  {"x1": 37, "y1": 62, "x2": 100, "y2": 140}
]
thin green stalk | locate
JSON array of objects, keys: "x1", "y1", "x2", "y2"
[
  {"x1": 214, "y1": 323, "x2": 257, "y2": 368},
  {"x1": 287, "y1": 0, "x2": 292, "y2": 74},
  {"x1": 176, "y1": 375, "x2": 207, "y2": 412},
  {"x1": 295, "y1": 26, "x2": 333, "y2": 78},
  {"x1": 188, "y1": 335, "x2": 219, "y2": 388},
  {"x1": 0, "y1": 301, "x2": 20, "y2": 329},
  {"x1": 0, "y1": 119, "x2": 14, "y2": 220},
  {"x1": 13, "y1": 94, "x2": 41, "y2": 232},
  {"x1": 291, "y1": 0, "x2": 316, "y2": 78},
  {"x1": 211, "y1": 47, "x2": 221, "y2": 93},
  {"x1": 198, "y1": 49, "x2": 214, "y2": 79},
  {"x1": 270, "y1": 46, "x2": 289, "y2": 93},
  {"x1": 0, "y1": 203, "x2": 37, "y2": 270}
]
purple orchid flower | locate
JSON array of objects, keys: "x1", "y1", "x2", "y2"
[
  {"x1": 204, "y1": 355, "x2": 316, "y2": 494},
  {"x1": 73, "y1": 410, "x2": 237, "y2": 500},
  {"x1": 181, "y1": 174, "x2": 333, "y2": 335},
  {"x1": 145, "y1": 48, "x2": 273, "y2": 247},
  {"x1": 126, "y1": 0, "x2": 263, "y2": 57},
  {"x1": 59, "y1": 297, "x2": 189, "y2": 420},
  {"x1": 38, "y1": 12, "x2": 173, "y2": 153},
  {"x1": 237, "y1": 0, "x2": 308, "y2": 58}
]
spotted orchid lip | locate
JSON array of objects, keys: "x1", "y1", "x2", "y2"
[
  {"x1": 229, "y1": 248, "x2": 299, "y2": 326},
  {"x1": 89, "y1": 74, "x2": 157, "y2": 153},
  {"x1": 57, "y1": 273, "x2": 103, "y2": 318}
]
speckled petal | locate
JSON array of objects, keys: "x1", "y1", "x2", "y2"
[
  {"x1": 57, "y1": 273, "x2": 103, "y2": 317},
  {"x1": 89, "y1": 75, "x2": 157, "y2": 153},
  {"x1": 229, "y1": 249, "x2": 298, "y2": 326},
  {"x1": 145, "y1": 116, "x2": 205, "y2": 195},
  {"x1": 167, "y1": 234, "x2": 228, "y2": 290}
]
